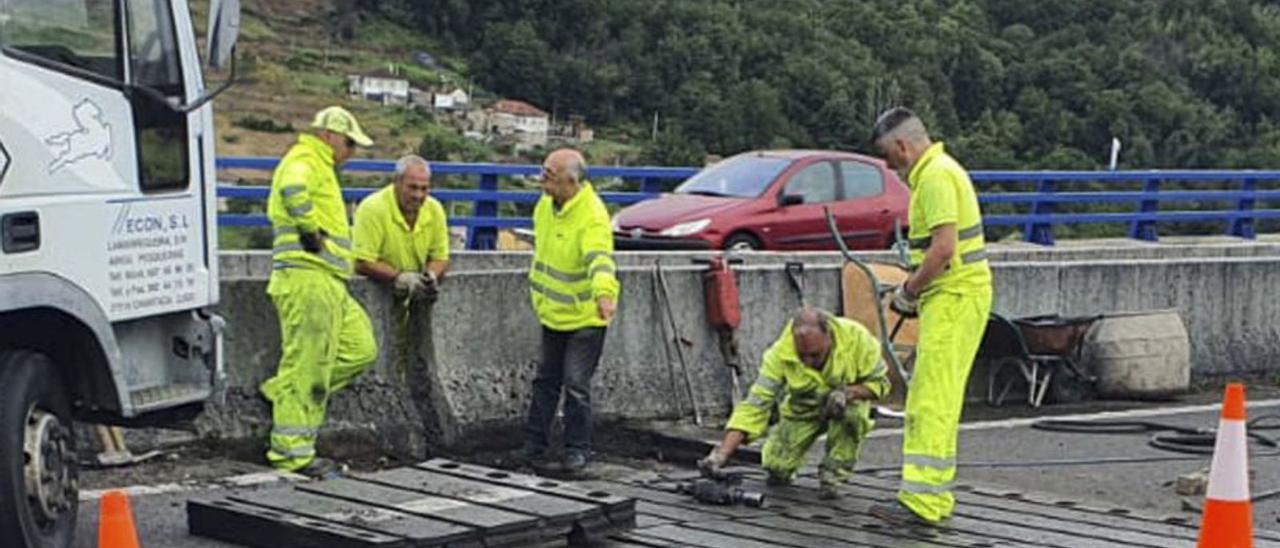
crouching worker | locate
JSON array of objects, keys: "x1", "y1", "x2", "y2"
[{"x1": 698, "y1": 307, "x2": 890, "y2": 500}]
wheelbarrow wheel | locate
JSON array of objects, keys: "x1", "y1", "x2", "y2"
[{"x1": 1045, "y1": 358, "x2": 1096, "y2": 404}]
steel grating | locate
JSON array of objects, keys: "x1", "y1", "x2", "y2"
[
  {"x1": 584, "y1": 470, "x2": 1280, "y2": 548},
  {"x1": 187, "y1": 460, "x2": 636, "y2": 547}
]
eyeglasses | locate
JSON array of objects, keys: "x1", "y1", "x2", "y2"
[{"x1": 344, "y1": 137, "x2": 356, "y2": 148}]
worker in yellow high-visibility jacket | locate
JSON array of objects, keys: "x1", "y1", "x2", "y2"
[
  {"x1": 352, "y1": 155, "x2": 451, "y2": 299},
  {"x1": 521, "y1": 148, "x2": 619, "y2": 474},
  {"x1": 697, "y1": 307, "x2": 890, "y2": 501},
  {"x1": 867, "y1": 107, "x2": 993, "y2": 525},
  {"x1": 260, "y1": 106, "x2": 379, "y2": 478}
]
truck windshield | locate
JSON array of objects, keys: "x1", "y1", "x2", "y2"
[
  {"x1": 674, "y1": 155, "x2": 791, "y2": 199},
  {"x1": 0, "y1": 0, "x2": 121, "y2": 80}
]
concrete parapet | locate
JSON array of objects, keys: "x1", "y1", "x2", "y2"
[
  {"x1": 205, "y1": 249, "x2": 1280, "y2": 454},
  {"x1": 218, "y1": 238, "x2": 1280, "y2": 278}
]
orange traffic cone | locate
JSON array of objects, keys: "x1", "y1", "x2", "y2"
[
  {"x1": 98, "y1": 490, "x2": 140, "y2": 548},
  {"x1": 1197, "y1": 383, "x2": 1252, "y2": 548}
]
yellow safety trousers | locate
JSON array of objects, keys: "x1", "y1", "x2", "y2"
[
  {"x1": 761, "y1": 404, "x2": 873, "y2": 486},
  {"x1": 898, "y1": 288, "x2": 991, "y2": 522},
  {"x1": 261, "y1": 268, "x2": 377, "y2": 471}
]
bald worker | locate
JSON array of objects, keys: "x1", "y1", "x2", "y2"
[
  {"x1": 698, "y1": 307, "x2": 890, "y2": 500},
  {"x1": 520, "y1": 148, "x2": 620, "y2": 473}
]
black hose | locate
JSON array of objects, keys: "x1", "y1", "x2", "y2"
[
  {"x1": 853, "y1": 413, "x2": 1280, "y2": 474},
  {"x1": 855, "y1": 453, "x2": 1212, "y2": 474},
  {"x1": 1031, "y1": 414, "x2": 1280, "y2": 455}
]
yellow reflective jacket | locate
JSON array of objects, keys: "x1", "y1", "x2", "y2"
[
  {"x1": 529, "y1": 182, "x2": 620, "y2": 331},
  {"x1": 726, "y1": 316, "x2": 889, "y2": 441},
  {"x1": 352, "y1": 185, "x2": 450, "y2": 273},
  {"x1": 267, "y1": 134, "x2": 355, "y2": 279},
  {"x1": 906, "y1": 142, "x2": 992, "y2": 297}
]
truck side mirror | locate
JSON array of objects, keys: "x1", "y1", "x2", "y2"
[
  {"x1": 206, "y1": 0, "x2": 241, "y2": 70},
  {"x1": 779, "y1": 194, "x2": 804, "y2": 207}
]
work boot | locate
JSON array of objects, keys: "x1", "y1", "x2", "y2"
[
  {"x1": 515, "y1": 445, "x2": 548, "y2": 468},
  {"x1": 818, "y1": 483, "x2": 841, "y2": 500},
  {"x1": 765, "y1": 472, "x2": 793, "y2": 487},
  {"x1": 296, "y1": 457, "x2": 343, "y2": 480},
  {"x1": 868, "y1": 500, "x2": 935, "y2": 527},
  {"x1": 563, "y1": 451, "x2": 589, "y2": 474}
]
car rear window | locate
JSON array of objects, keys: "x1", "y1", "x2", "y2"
[{"x1": 675, "y1": 155, "x2": 791, "y2": 198}]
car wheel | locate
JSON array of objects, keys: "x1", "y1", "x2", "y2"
[
  {"x1": 723, "y1": 233, "x2": 761, "y2": 251},
  {"x1": 0, "y1": 350, "x2": 78, "y2": 548}
]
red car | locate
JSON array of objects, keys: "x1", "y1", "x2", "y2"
[{"x1": 613, "y1": 150, "x2": 910, "y2": 251}]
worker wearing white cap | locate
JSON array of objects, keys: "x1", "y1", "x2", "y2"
[{"x1": 261, "y1": 106, "x2": 377, "y2": 478}]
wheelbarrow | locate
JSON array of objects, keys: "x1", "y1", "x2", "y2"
[{"x1": 978, "y1": 313, "x2": 1099, "y2": 407}]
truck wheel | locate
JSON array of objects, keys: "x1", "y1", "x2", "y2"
[{"x1": 0, "y1": 350, "x2": 78, "y2": 548}]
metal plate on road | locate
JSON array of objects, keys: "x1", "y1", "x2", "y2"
[
  {"x1": 416, "y1": 458, "x2": 636, "y2": 530},
  {"x1": 187, "y1": 497, "x2": 407, "y2": 548},
  {"x1": 598, "y1": 471, "x2": 1280, "y2": 548},
  {"x1": 364, "y1": 466, "x2": 593, "y2": 531},
  {"x1": 186, "y1": 461, "x2": 636, "y2": 548},
  {"x1": 300, "y1": 479, "x2": 546, "y2": 546}
]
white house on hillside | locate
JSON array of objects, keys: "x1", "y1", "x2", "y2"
[
  {"x1": 348, "y1": 69, "x2": 410, "y2": 106},
  {"x1": 490, "y1": 99, "x2": 549, "y2": 146},
  {"x1": 433, "y1": 88, "x2": 470, "y2": 110}
]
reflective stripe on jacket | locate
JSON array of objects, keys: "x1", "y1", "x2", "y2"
[
  {"x1": 726, "y1": 316, "x2": 889, "y2": 441},
  {"x1": 905, "y1": 142, "x2": 992, "y2": 296},
  {"x1": 267, "y1": 134, "x2": 354, "y2": 278},
  {"x1": 529, "y1": 182, "x2": 620, "y2": 331}
]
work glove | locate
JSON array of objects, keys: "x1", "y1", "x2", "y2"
[
  {"x1": 298, "y1": 230, "x2": 325, "y2": 254},
  {"x1": 822, "y1": 389, "x2": 849, "y2": 421},
  {"x1": 697, "y1": 447, "x2": 728, "y2": 478},
  {"x1": 394, "y1": 272, "x2": 428, "y2": 296},
  {"x1": 421, "y1": 271, "x2": 440, "y2": 303},
  {"x1": 889, "y1": 283, "x2": 919, "y2": 318}
]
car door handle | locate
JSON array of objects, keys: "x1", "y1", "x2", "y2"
[{"x1": 2, "y1": 211, "x2": 40, "y2": 253}]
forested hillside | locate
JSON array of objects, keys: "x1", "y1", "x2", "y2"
[{"x1": 346, "y1": 0, "x2": 1280, "y2": 169}]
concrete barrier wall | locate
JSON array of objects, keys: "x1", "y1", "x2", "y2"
[
  {"x1": 204, "y1": 249, "x2": 1280, "y2": 454},
  {"x1": 217, "y1": 239, "x2": 1280, "y2": 277},
  {"x1": 992, "y1": 257, "x2": 1280, "y2": 376}
]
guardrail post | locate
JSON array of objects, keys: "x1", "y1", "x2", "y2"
[
  {"x1": 1228, "y1": 178, "x2": 1257, "y2": 239},
  {"x1": 641, "y1": 177, "x2": 662, "y2": 194},
  {"x1": 1024, "y1": 179, "x2": 1056, "y2": 245},
  {"x1": 1128, "y1": 178, "x2": 1160, "y2": 242},
  {"x1": 469, "y1": 173, "x2": 499, "y2": 250}
]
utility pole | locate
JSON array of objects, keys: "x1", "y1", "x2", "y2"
[{"x1": 652, "y1": 111, "x2": 659, "y2": 141}]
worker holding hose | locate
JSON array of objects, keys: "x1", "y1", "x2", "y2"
[
  {"x1": 867, "y1": 107, "x2": 993, "y2": 525},
  {"x1": 698, "y1": 307, "x2": 890, "y2": 500}
]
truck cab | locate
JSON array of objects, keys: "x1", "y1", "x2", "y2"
[{"x1": 0, "y1": 1, "x2": 238, "y2": 545}]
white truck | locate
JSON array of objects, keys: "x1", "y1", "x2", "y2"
[{"x1": 0, "y1": 0, "x2": 239, "y2": 545}]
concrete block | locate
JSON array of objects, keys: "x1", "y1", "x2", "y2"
[
  {"x1": 245, "y1": 251, "x2": 274, "y2": 277},
  {"x1": 205, "y1": 248, "x2": 1280, "y2": 452},
  {"x1": 217, "y1": 253, "x2": 248, "y2": 278}
]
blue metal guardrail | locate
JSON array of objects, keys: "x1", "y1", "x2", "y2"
[{"x1": 217, "y1": 157, "x2": 1280, "y2": 249}]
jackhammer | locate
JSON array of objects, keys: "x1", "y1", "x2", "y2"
[{"x1": 674, "y1": 469, "x2": 767, "y2": 508}]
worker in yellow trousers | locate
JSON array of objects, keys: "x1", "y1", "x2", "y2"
[
  {"x1": 261, "y1": 106, "x2": 379, "y2": 478},
  {"x1": 698, "y1": 308, "x2": 891, "y2": 500},
  {"x1": 868, "y1": 107, "x2": 993, "y2": 525}
]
